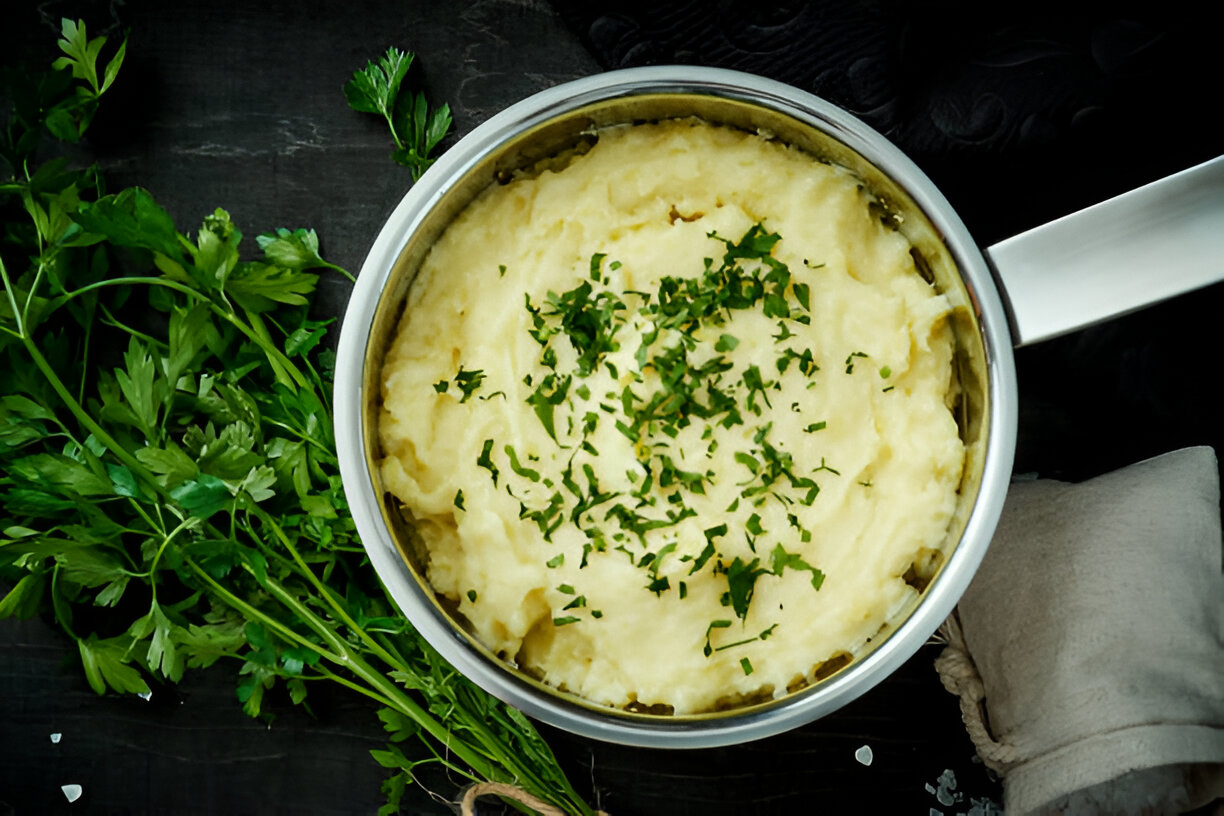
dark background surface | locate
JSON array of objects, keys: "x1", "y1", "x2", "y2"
[{"x1": 2, "y1": 2, "x2": 1221, "y2": 814}]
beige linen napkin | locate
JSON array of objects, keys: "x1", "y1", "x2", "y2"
[{"x1": 936, "y1": 446, "x2": 1224, "y2": 815}]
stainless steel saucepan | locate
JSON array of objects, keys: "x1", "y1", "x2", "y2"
[{"x1": 333, "y1": 66, "x2": 1223, "y2": 748}]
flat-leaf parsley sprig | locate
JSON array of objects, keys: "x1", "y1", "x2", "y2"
[
  {"x1": 0, "y1": 21, "x2": 593, "y2": 816},
  {"x1": 345, "y1": 46, "x2": 453, "y2": 181}
]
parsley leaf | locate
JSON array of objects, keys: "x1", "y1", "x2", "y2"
[{"x1": 345, "y1": 47, "x2": 452, "y2": 181}]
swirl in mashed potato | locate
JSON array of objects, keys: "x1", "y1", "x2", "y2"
[{"x1": 378, "y1": 119, "x2": 963, "y2": 715}]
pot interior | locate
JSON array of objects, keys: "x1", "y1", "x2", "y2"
[{"x1": 357, "y1": 87, "x2": 996, "y2": 727}]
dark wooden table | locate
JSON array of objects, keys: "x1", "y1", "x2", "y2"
[{"x1": 3, "y1": 2, "x2": 1220, "y2": 814}]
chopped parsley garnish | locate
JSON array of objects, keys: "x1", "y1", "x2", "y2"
[
  {"x1": 526, "y1": 373, "x2": 572, "y2": 442},
  {"x1": 468, "y1": 223, "x2": 837, "y2": 652},
  {"x1": 476, "y1": 439, "x2": 499, "y2": 486},
  {"x1": 433, "y1": 366, "x2": 486, "y2": 402},
  {"x1": 454, "y1": 367, "x2": 487, "y2": 402},
  {"x1": 703, "y1": 619, "x2": 733, "y2": 657},
  {"x1": 505, "y1": 445, "x2": 541, "y2": 482},
  {"x1": 770, "y1": 544, "x2": 825, "y2": 590}
]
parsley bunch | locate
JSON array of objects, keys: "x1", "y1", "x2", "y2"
[{"x1": 1, "y1": 20, "x2": 592, "y2": 816}]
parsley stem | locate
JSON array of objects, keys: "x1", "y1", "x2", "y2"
[
  {"x1": 260, "y1": 418, "x2": 333, "y2": 456},
  {"x1": 49, "y1": 564, "x2": 78, "y2": 641},
  {"x1": 252, "y1": 507, "x2": 403, "y2": 668},
  {"x1": 0, "y1": 254, "x2": 26, "y2": 335},
  {"x1": 50, "y1": 276, "x2": 315, "y2": 394},
  {"x1": 253, "y1": 569, "x2": 515, "y2": 789},
  {"x1": 308, "y1": 665, "x2": 403, "y2": 717},
  {"x1": 193, "y1": 548, "x2": 576, "y2": 807},
  {"x1": 185, "y1": 557, "x2": 343, "y2": 663},
  {"x1": 97, "y1": 303, "x2": 167, "y2": 350},
  {"x1": 249, "y1": 516, "x2": 590, "y2": 813},
  {"x1": 79, "y1": 300, "x2": 97, "y2": 405},
  {"x1": 16, "y1": 328, "x2": 158, "y2": 490},
  {"x1": 139, "y1": 516, "x2": 195, "y2": 599},
  {"x1": 20, "y1": 259, "x2": 47, "y2": 330}
]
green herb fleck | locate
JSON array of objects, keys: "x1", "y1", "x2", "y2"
[
  {"x1": 703, "y1": 619, "x2": 733, "y2": 657},
  {"x1": 476, "y1": 439, "x2": 499, "y2": 486}
]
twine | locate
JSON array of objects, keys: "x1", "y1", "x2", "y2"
[
  {"x1": 458, "y1": 782, "x2": 610, "y2": 816},
  {"x1": 934, "y1": 613, "x2": 1020, "y2": 773}
]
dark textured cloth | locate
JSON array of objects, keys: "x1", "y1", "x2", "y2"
[{"x1": 549, "y1": 3, "x2": 1219, "y2": 241}]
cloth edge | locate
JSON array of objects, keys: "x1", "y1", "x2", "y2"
[{"x1": 1003, "y1": 723, "x2": 1224, "y2": 815}]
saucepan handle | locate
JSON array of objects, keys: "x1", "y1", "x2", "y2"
[{"x1": 984, "y1": 155, "x2": 1224, "y2": 348}]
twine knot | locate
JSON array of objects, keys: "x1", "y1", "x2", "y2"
[{"x1": 935, "y1": 614, "x2": 1020, "y2": 772}]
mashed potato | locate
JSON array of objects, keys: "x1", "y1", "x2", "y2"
[{"x1": 378, "y1": 119, "x2": 964, "y2": 715}]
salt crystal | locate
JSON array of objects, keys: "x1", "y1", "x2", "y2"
[
  {"x1": 61, "y1": 784, "x2": 82, "y2": 803},
  {"x1": 854, "y1": 744, "x2": 873, "y2": 766},
  {"x1": 49, "y1": 733, "x2": 62, "y2": 744},
  {"x1": 935, "y1": 768, "x2": 961, "y2": 806},
  {"x1": 962, "y1": 796, "x2": 1004, "y2": 816}
]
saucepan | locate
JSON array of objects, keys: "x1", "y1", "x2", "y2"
[{"x1": 333, "y1": 66, "x2": 1223, "y2": 748}]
